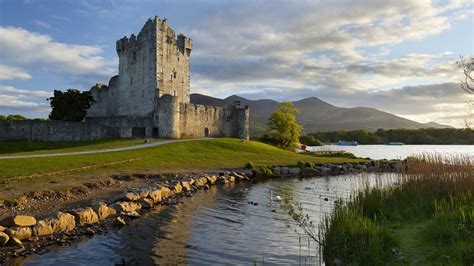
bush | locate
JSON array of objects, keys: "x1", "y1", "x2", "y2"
[
  {"x1": 299, "y1": 135, "x2": 324, "y2": 146},
  {"x1": 245, "y1": 161, "x2": 255, "y2": 169}
]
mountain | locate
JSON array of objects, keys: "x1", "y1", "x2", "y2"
[{"x1": 190, "y1": 93, "x2": 452, "y2": 135}]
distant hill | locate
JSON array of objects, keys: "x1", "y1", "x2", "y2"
[{"x1": 190, "y1": 93, "x2": 452, "y2": 135}]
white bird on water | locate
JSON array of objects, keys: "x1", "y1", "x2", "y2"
[{"x1": 270, "y1": 190, "x2": 282, "y2": 202}]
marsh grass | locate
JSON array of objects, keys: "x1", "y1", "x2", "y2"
[{"x1": 322, "y1": 153, "x2": 473, "y2": 265}]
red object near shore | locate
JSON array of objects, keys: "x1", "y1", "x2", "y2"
[{"x1": 300, "y1": 144, "x2": 307, "y2": 151}]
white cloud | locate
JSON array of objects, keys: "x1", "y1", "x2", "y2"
[
  {"x1": 0, "y1": 27, "x2": 114, "y2": 79},
  {"x1": 32, "y1": 20, "x2": 52, "y2": 29},
  {"x1": 0, "y1": 64, "x2": 32, "y2": 80},
  {"x1": 0, "y1": 86, "x2": 51, "y2": 114}
]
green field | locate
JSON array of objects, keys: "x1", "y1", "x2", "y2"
[{"x1": 0, "y1": 138, "x2": 364, "y2": 200}]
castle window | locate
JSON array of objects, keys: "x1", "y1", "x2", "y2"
[
  {"x1": 132, "y1": 52, "x2": 137, "y2": 61},
  {"x1": 130, "y1": 77, "x2": 133, "y2": 85},
  {"x1": 173, "y1": 71, "x2": 177, "y2": 79}
]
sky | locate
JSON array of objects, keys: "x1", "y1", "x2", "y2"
[{"x1": 0, "y1": 0, "x2": 472, "y2": 127}]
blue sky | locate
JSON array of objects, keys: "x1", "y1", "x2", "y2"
[{"x1": 0, "y1": 0, "x2": 472, "y2": 127}]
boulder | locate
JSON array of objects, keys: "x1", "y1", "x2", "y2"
[
  {"x1": 161, "y1": 186, "x2": 172, "y2": 199},
  {"x1": 122, "y1": 211, "x2": 140, "y2": 218},
  {"x1": 232, "y1": 172, "x2": 247, "y2": 181},
  {"x1": 114, "y1": 217, "x2": 126, "y2": 226},
  {"x1": 6, "y1": 227, "x2": 32, "y2": 240},
  {"x1": 92, "y1": 203, "x2": 117, "y2": 220},
  {"x1": 273, "y1": 167, "x2": 281, "y2": 175},
  {"x1": 120, "y1": 192, "x2": 141, "y2": 202},
  {"x1": 227, "y1": 175, "x2": 236, "y2": 182},
  {"x1": 288, "y1": 167, "x2": 301, "y2": 174},
  {"x1": 0, "y1": 231, "x2": 9, "y2": 246},
  {"x1": 8, "y1": 237, "x2": 23, "y2": 248},
  {"x1": 138, "y1": 189, "x2": 150, "y2": 198},
  {"x1": 280, "y1": 167, "x2": 289, "y2": 175},
  {"x1": 149, "y1": 188, "x2": 163, "y2": 203},
  {"x1": 206, "y1": 175, "x2": 218, "y2": 185},
  {"x1": 51, "y1": 212, "x2": 76, "y2": 232},
  {"x1": 242, "y1": 169, "x2": 254, "y2": 177},
  {"x1": 138, "y1": 198, "x2": 154, "y2": 208},
  {"x1": 218, "y1": 176, "x2": 228, "y2": 184},
  {"x1": 111, "y1": 201, "x2": 142, "y2": 213},
  {"x1": 197, "y1": 177, "x2": 208, "y2": 187},
  {"x1": 181, "y1": 181, "x2": 192, "y2": 192},
  {"x1": 32, "y1": 219, "x2": 54, "y2": 237},
  {"x1": 3, "y1": 215, "x2": 37, "y2": 227},
  {"x1": 172, "y1": 183, "x2": 183, "y2": 193},
  {"x1": 68, "y1": 207, "x2": 99, "y2": 226}
]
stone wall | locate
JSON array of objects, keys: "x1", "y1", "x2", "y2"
[
  {"x1": 154, "y1": 95, "x2": 249, "y2": 139},
  {"x1": 0, "y1": 121, "x2": 119, "y2": 141}
]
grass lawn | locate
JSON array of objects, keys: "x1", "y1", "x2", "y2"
[
  {"x1": 0, "y1": 138, "x2": 162, "y2": 155},
  {"x1": 0, "y1": 138, "x2": 364, "y2": 200}
]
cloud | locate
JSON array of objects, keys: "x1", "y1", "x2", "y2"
[
  {"x1": 0, "y1": 27, "x2": 114, "y2": 81},
  {"x1": 0, "y1": 85, "x2": 51, "y2": 111},
  {"x1": 32, "y1": 20, "x2": 52, "y2": 29},
  {"x1": 0, "y1": 64, "x2": 32, "y2": 80}
]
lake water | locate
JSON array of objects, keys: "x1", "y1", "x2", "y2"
[
  {"x1": 21, "y1": 173, "x2": 397, "y2": 265},
  {"x1": 309, "y1": 145, "x2": 474, "y2": 160}
]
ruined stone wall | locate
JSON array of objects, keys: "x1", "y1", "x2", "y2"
[
  {"x1": 179, "y1": 103, "x2": 222, "y2": 138},
  {"x1": 155, "y1": 95, "x2": 249, "y2": 139},
  {"x1": 221, "y1": 105, "x2": 250, "y2": 140},
  {"x1": 0, "y1": 121, "x2": 119, "y2": 141}
]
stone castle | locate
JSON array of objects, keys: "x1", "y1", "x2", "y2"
[{"x1": 0, "y1": 16, "x2": 249, "y2": 141}]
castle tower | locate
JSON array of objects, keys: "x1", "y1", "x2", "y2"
[{"x1": 114, "y1": 16, "x2": 192, "y2": 116}]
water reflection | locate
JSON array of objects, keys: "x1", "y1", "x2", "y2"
[{"x1": 25, "y1": 173, "x2": 396, "y2": 265}]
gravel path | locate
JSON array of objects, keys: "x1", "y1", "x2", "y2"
[{"x1": 0, "y1": 138, "x2": 212, "y2": 159}]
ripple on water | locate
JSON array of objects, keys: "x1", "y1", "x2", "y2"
[{"x1": 23, "y1": 173, "x2": 397, "y2": 265}]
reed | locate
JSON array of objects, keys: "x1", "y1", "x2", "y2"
[{"x1": 322, "y1": 153, "x2": 473, "y2": 264}]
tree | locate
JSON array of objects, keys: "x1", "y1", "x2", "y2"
[
  {"x1": 48, "y1": 89, "x2": 95, "y2": 121},
  {"x1": 6, "y1": 115, "x2": 27, "y2": 121},
  {"x1": 457, "y1": 56, "x2": 474, "y2": 128},
  {"x1": 266, "y1": 101, "x2": 302, "y2": 150},
  {"x1": 458, "y1": 56, "x2": 473, "y2": 93}
]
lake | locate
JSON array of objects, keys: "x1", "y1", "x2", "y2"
[
  {"x1": 21, "y1": 173, "x2": 397, "y2": 265},
  {"x1": 309, "y1": 145, "x2": 474, "y2": 160}
]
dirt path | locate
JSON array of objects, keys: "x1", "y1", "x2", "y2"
[{"x1": 0, "y1": 138, "x2": 212, "y2": 159}]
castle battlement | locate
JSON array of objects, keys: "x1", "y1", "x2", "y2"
[{"x1": 116, "y1": 16, "x2": 192, "y2": 57}]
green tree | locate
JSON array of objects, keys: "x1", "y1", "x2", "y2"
[
  {"x1": 6, "y1": 114, "x2": 27, "y2": 121},
  {"x1": 0, "y1": 115, "x2": 6, "y2": 121},
  {"x1": 266, "y1": 101, "x2": 302, "y2": 150},
  {"x1": 48, "y1": 89, "x2": 95, "y2": 121}
]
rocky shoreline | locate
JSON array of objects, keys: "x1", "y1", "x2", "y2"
[{"x1": 0, "y1": 160, "x2": 402, "y2": 263}]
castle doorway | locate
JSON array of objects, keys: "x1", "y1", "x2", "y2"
[{"x1": 204, "y1": 128, "x2": 209, "y2": 137}]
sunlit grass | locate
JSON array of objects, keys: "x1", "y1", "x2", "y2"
[{"x1": 0, "y1": 138, "x2": 365, "y2": 200}]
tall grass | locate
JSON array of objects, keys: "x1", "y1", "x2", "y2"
[{"x1": 321, "y1": 154, "x2": 473, "y2": 265}]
